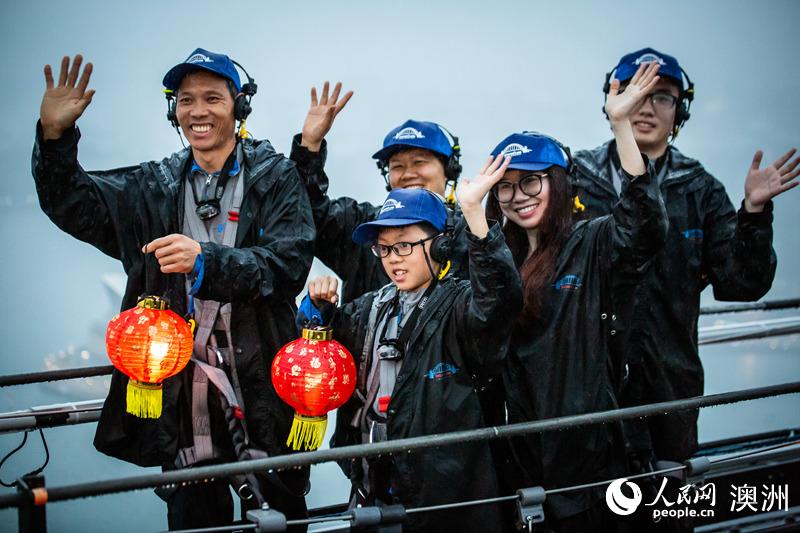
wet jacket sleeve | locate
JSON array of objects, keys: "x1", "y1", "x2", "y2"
[
  {"x1": 605, "y1": 160, "x2": 669, "y2": 275},
  {"x1": 290, "y1": 134, "x2": 380, "y2": 277},
  {"x1": 450, "y1": 223, "x2": 522, "y2": 374},
  {"x1": 197, "y1": 161, "x2": 315, "y2": 302},
  {"x1": 31, "y1": 122, "x2": 135, "y2": 260},
  {"x1": 702, "y1": 179, "x2": 776, "y2": 300}
]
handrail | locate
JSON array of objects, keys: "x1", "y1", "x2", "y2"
[{"x1": 0, "y1": 380, "x2": 797, "y2": 510}]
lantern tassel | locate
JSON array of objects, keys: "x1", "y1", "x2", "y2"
[
  {"x1": 286, "y1": 414, "x2": 327, "y2": 451},
  {"x1": 126, "y1": 380, "x2": 163, "y2": 419}
]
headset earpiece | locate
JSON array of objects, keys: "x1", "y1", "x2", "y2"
[
  {"x1": 164, "y1": 90, "x2": 179, "y2": 129},
  {"x1": 428, "y1": 191, "x2": 454, "y2": 265}
]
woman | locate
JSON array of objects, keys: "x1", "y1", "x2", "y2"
[{"x1": 486, "y1": 62, "x2": 669, "y2": 531}]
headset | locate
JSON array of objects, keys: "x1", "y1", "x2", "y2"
[
  {"x1": 165, "y1": 59, "x2": 258, "y2": 139},
  {"x1": 377, "y1": 125, "x2": 463, "y2": 193},
  {"x1": 602, "y1": 63, "x2": 695, "y2": 139}
]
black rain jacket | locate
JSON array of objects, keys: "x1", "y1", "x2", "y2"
[
  {"x1": 32, "y1": 123, "x2": 315, "y2": 482},
  {"x1": 504, "y1": 161, "x2": 668, "y2": 520},
  {"x1": 571, "y1": 141, "x2": 776, "y2": 461},
  {"x1": 290, "y1": 135, "x2": 470, "y2": 303},
  {"x1": 311, "y1": 224, "x2": 521, "y2": 532}
]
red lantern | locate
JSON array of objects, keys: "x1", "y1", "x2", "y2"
[
  {"x1": 272, "y1": 326, "x2": 356, "y2": 450},
  {"x1": 106, "y1": 296, "x2": 194, "y2": 419}
]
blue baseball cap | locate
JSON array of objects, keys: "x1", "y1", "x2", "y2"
[
  {"x1": 613, "y1": 47, "x2": 684, "y2": 89},
  {"x1": 162, "y1": 48, "x2": 242, "y2": 92},
  {"x1": 490, "y1": 132, "x2": 570, "y2": 172},
  {"x1": 372, "y1": 119, "x2": 454, "y2": 162},
  {"x1": 352, "y1": 188, "x2": 447, "y2": 244}
]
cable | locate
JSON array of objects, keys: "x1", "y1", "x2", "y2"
[
  {"x1": 0, "y1": 429, "x2": 50, "y2": 487},
  {"x1": 699, "y1": 298, "x2": 800, "y2": 315}
]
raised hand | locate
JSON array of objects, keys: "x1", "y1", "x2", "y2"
[
  {"x1": 40, "y1": 55, "x2": 96, "y2": 140},
  {"x1": 456, "y1": 155, "x2": 511, "y2": 238},
  {"x1": 307, "y1": 275, "x2": 339, "y2": 306},
  {"x1": 301, "y1": 81, "x2": 353, "y2": 152},
  {"x1": 744, "y1": 148, "x2": 800, "y2": 212},
  {"x1": 604, "y1": 61, "x2": 661, "y2": 124}
]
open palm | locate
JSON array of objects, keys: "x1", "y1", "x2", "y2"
[
  {"x1": 40, "y1": 55, "x2": 95, "y2": 139},
  {"x1": 456, "y1": 155, "x2": 510, "y2": 209},
  {"x1": 301, "y1": 81, "x2": 353, "y2": 151},
  {"x1": 744, "y1": 148, "x2": 800, "y2": 211},
  {"x1": 604, "y1": 61, "x2": 660, "y2": 122}
]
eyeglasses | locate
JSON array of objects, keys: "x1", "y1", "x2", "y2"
[
  {"x1": 371, "y1": 235, "x2": 436, "y2": 258},
  {"x1": 639, "y1": 92, "x2": 679, "y2": 111},
  {"x1": 491, "y1": 173, "x2": 546, "y2": 204}
]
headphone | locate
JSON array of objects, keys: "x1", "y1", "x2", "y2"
[
  {"x1": 165, "y1": 60, "x2": 258, "y2": 134},
  {"x1": 602, "y1": 63, "x2": 695, "y2": 139},
  {"x1": 377, "y1": 125, "x2": 463, "y2": 192},
  {"x1": 425, "y1": 190, "x2": 454, "y2": 266}
]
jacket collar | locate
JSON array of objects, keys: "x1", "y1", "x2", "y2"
[{"x1": 574, "y1": 140, "x2": 707, "y2": 190}]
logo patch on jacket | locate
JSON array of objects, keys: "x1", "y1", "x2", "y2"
[
  {"x1": 682, "y1": 228, "x2": 704, "y2": 242},
  {"x1": 426, "y1": 362, "x2": 459, "y2": 381},
  {"x1": 554, "y1": 274, "x2": 583, "y2": 291}
]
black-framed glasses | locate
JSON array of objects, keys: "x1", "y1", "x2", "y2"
[
  {"x1": 371, "y1": 235, "x2": 436, "y2": 258},
  {"x1": 492, "y1": 173, "x2": 547, "y2": 204}
]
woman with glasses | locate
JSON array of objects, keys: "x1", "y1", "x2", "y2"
[{"x1": 485, "y1": 62, "x2": 669, "y2": 532}]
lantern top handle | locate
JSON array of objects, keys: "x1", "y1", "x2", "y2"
[
  {"x1": 136, "y1": 295, "x2": 169, "y2": 310},
  {"x1": 302, "y1": 327, "x2": 333, "y2": 342}
]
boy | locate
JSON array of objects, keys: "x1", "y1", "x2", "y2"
[{"x1": 301, "y1": 156, "x2": 520, "y2": 531}]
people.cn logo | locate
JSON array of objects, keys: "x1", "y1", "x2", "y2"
[
  {"x1": 500, "y1": 143, "x2": 532, "y2": 158},
  {"x1": 380, "y1": 199, "x2": 404, "y2": 214},
  {"x1": 394, "y1": 127, "x2": 425, "y2": 140},
  {"x1": 187, "y1": 53, "x2": 213, "y2": 64},
  {"x1": 606, "y1": 478, "x2": 643, "y2": 516},
  {"x1": 634, "y1": 53, "x2": 666, "y2": 66}
]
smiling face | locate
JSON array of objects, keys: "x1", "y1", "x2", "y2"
[
  {"x1": 175, "y1": 70, "x2": 237, "y2": 160},
  {"x1": 496, "y1": 169, "x2": 551, "y2": 231},
  {"x1": 628, "y1": 77, "x2": 680, "y2": 157},
  {"x1": 387, "y1": 148, "x2": 447, "y2": 195},
  {"x1": 377, "y1": 224, "x2": 439, "y2": 292}
]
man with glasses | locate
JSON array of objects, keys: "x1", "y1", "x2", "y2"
[{"x1": 570, "y1": 48, "x2": 799, "y2": 527}]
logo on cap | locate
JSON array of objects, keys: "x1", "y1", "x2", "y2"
[
  {"x1": 500, "y1": 143, "x2": 533, "y2": 158},
  {"x1": 634, "y1": 53, "x2": 665, "y2": 66},
  {"x1": 394, "y1": 127, "x2": 425, "y2": 140},
  {"x1": 379, "y1": 199, "x2": 405, "y2": 215},
  {"x1": 187, "y1": 53, "x2": 213, "y2": 64}
]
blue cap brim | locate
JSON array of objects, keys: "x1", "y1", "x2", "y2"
[
  {"x1": 163, "y1": 63, "x2": 241, "y2": 92},
  {"x1": 352, "y1": 217, "x2": 423, "y2": 244},
  {"x1": 507, "y1": 161, "x2": 553, "y2": 172}
]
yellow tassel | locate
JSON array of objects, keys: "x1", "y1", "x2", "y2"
[
  {"x1": 126, "y1": 380, "x2": 163, "y2": 418},
  {"x1": 286, "y1": 414, "x2": 327, "y2": 451}
]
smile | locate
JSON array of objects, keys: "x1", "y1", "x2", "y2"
[{"x1": 190, "y1": 124, "x2": 212, "y2": 133}]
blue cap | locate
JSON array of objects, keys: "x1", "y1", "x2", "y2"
[
  {"x1": 490, "y1": 132, "x2": 570, "y2": 172},
  {"x1": 162, "y1": 48, "x2": 242, "y2": 92},
  {"x1": 613, "y1": 47, "x2": 684, "y2": 89},
  {"x1": 372, "y1": 119, "x2": 454, "y2": 162},
  {"x1": 352, "y1": 189, "x2": 447, "y2": 244}
]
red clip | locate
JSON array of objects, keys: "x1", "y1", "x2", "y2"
[
  {"x1": 228, "y1": 210, "x2": 240, "y2": 222},
  {"x1": 234, "y1": 406, "x2": 245, "y2": 420},
  {"x1": 378, "y1": 395, "x2": 391, "y2": 414}
]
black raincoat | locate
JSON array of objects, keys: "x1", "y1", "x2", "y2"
[
  {"x1": 31, "y1": 123, "x2": 315, "y2": 491},
  {"x1": 290, "y1": 135, "x2": 470, "y2": 303},
  {"x1": 309, "y1": 224, "x2": 521, "y2": 532},
  {"x1": 571, "y1": 141, "x2": 776, "y2": 462},
  {"x1": 503, "y1": 161, "x2": 668, "y2": 521}
]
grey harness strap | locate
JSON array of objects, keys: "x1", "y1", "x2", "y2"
[{"x1": 177, "y1": 157, "x2": 247, "y2": 468}]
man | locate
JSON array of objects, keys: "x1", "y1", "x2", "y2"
[
  {"x1": 289, "y1": 83, "x2": 469, "y2": 303},
  {"x1": 571, "y1": 47, "x2": 799, "y2": 478},
  {"x1": 32, "y1": 49, "x2": 315, "y2": 529}
]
